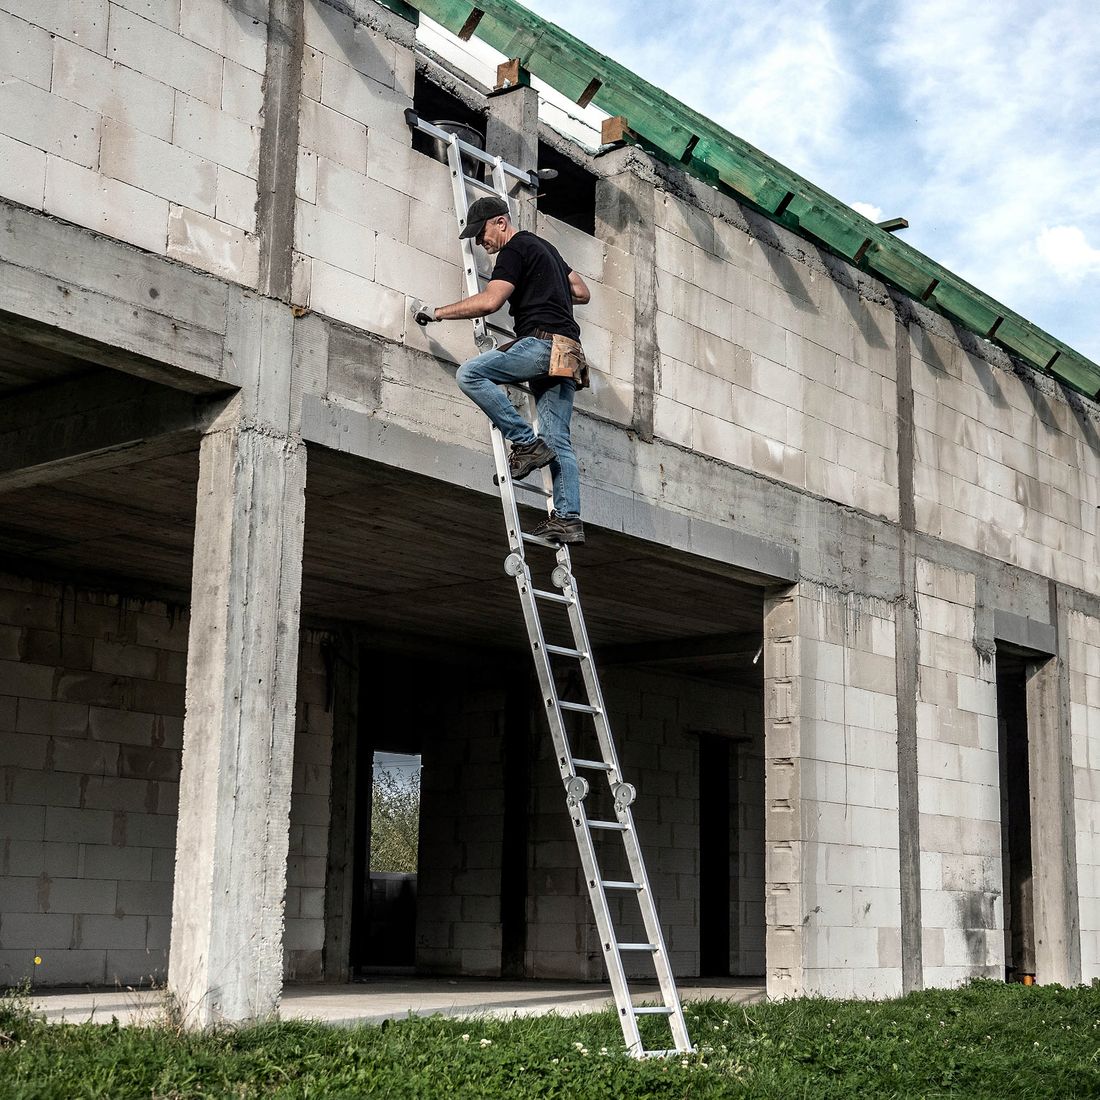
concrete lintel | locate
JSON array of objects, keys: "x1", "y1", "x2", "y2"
[
  {"x1": 0, "y1": 201, "x2": 234, "y2": 391},
  {"x1": 301, "y1": 394, "x2": 797, "y2": 584},
  {"x1": 0, "y1": 371, "x2": 228, "y2": 492},
  {"x1": 993, "y1": 609, "x2": 1057, "y2": 657}
]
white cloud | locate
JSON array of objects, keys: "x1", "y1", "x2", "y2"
[
  {"x1": 851, "y1": 202, "x2": 884, "y2": 223},
  {"x1": 1036, "y1": 226, "x2": 1100, "y2": 281}
]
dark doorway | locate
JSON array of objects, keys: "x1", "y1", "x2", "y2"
[
  {"x1": 698, "y1": 733, "x2": 733, "y2": 977},
  {"x1": 996, "y1": 651, "x2": 1035, "y2": 981}
]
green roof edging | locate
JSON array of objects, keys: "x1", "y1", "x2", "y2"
[{"x1": 400, "y1": 0, "x2": 1100, "y2": 401}]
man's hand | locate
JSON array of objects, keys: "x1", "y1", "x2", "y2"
[{"x1": 410, "y1": 299, "x2": 438, "y2": 326}]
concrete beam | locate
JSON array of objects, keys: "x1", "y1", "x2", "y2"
[
  {"x1": 1026, "y1": 588, "x2": 1082, "y2": 986},
  {"x1": 994, "y1": 609, "x2": 1057, "y2": 656},
  {"x1": 168, "y1": 295, "x2": 306, "y2": 1026},
  {"x1": 0, "y1": 199, "x2": 232, "y2": 392},
  {"x1": 598, "y1": 630, "x2": 761, "y2": 667},
  {"x1": 300, "y1": 393, "x2": 797, "y2": 584},
  {"x1": 0, "y1": 370, "x2": 228, "y2": 492}
]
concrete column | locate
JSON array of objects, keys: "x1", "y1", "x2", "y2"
[
  {"x1": 1027, "y1": 596, "x2": 1083, "y2": 986},
  {"x1": 322, "y1": 630, "x2": 360, "y2": 983},
  {"x1": 169, "y1": 294, "x2": 306, "y2": 1026},
  {"x1": 486, "y1": 77, "x2": 539, "y2": 232},
  {"x1": 893, "y1": 315, "x2": 923, "y2": 992},
  {"x1": 762, "y1": 585, "x2": 804, "y2": 998},
  {"x1": 595, "y1": 168, "x2": 657, "y2": 441}
]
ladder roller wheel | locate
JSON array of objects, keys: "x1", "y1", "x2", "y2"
[
  {"x1": 613, "y1": 781, "x2": 637, "y2": 812},
  {"x1": 565, "y1": 775, "x2": 589, "y2": 806},
  {"x1": 551, "y1": 564, "x2": 571, "y2": 589},
  {"x1": 504, "y1": 552, "x2": 525, "y2": 577}
]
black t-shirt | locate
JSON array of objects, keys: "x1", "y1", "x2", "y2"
[{"x1": 490, "y1": 231, "x2": 581, "y2": 341}]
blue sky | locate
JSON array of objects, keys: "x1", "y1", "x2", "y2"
[{"x1": 511, "y1": 0, "x2": 1100, "y2": 365}]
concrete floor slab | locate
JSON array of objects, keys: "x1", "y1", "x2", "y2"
[{"x1": 29, "y1": 977, "x2": 766, "y2": 1028}]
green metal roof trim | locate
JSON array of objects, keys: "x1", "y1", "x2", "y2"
[{"x1": 393, "y1": 0, "x2": 1100, "y2": 400}]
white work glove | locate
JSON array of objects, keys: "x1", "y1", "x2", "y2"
[{"x1": 410, "y1": 299, "x2": 438, "y2": 326}]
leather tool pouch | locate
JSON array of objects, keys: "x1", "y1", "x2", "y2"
[{"x1": 548, "y1": 333, "x2": 590, "y2": 390}]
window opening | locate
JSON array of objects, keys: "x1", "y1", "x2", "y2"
[
  {"x1": 412, "y1": 70, "x2": 487, "y2": 177},
  {"x1": 536, "y1": 140, "x2": 597, "y2": 236}
]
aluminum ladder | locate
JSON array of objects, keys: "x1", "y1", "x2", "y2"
[{"x1": 405, "y1": 109, "x2": 692, "y2": 1058}]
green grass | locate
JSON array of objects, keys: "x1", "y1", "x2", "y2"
[{"x1": 2, "y1": 981, "x2": 1100, "y2": 1098}]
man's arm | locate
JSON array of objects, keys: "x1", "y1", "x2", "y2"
[
  {"x1": 568, "y1": 270, "x2": 590, "y2": 305},
  {"x1": 413, "y1": 280, "x2": 514, "y2": 325}
]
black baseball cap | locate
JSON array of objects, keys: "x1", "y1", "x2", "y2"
[{"x1": 459, "y1": 196, "x2": 510, "y2": 240}]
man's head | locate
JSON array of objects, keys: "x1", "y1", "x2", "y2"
[{"x1": 460, "y1": 196, "x2": 512, "y2": 253}]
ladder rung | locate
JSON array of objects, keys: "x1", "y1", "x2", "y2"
[
  {"x1": 545, "y1": 644, "x2": 584, "y2": 658},
  {"x1": 532, "y1": 586, "x2": 572, "y2": 603},
  {"x1": 601, "y1": 880, "x2": 643, "y2": 891},
  {"x1": 512, "y1": 481, "x2": 552, "y2": 497},
  {"x1": 559, "y1": 700, "x2": 599, "y2": 715},
  {"x1": 640, "y1": 1050, "x2": 681, "y2": 1059},
  {"x1": 522, "y1": 534, "x2": 560, "y2": 549},
  {"x1": 462, "y1": 174, "x2": 502, "y2": 195},
  {"x1": 572, "y1": 758, "x2": 612, "y2": 772},
  {"x1": 616, "y1": 943, "x2": 658, "y2": 952},
  {"x1": 588, "y1": 820, "x2": 627, "y2": 831},
  {"x1": 633, "y1": 1007, "x2": 675, "y2": 1016}
]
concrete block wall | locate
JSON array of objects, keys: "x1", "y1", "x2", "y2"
[
  {"x1": 538, "y1": 213, "x2": 637, "y2": 430},
  {"x1": 764, "y1": 583, "x2": 902, "y2": 1000},
  {"x1": 1068, "y1": 610, "x2": 1100, "y2": 981},
  {"x1": 416, "y1": 684, "x2": 507, "y2": 976},
  {"x1": 652, "y1": 190, "x2": 899, "y2": 521},
  {"x1": 0, "y1": 0, "x2": 266, "y2": 285},
  {"x1": 915, "y1": 559, "x2": 1004, "y2": 986},
  {"x1": 910, "y1": 326, "x2": 1100, "y2": 593},
  {"x1": 0, "y1": 569, "x2": 335, "y2": 987},
  {"x1": 0, "y1": 572, "x2": 185, "y2": 987}
]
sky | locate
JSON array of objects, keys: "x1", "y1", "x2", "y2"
[{"x1": 503, "y1": 0, "x2": 1100, "y2": 365}]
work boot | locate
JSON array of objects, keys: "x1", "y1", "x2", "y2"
[
  {"x1": 508, "y1": 436, "x2": 556, "y2": 480},
  {"x1": 531, "y1": 512, "x2": 585, "y2": 545}
]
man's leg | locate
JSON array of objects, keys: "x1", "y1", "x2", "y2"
[
  {"x1": 532, "y1": 377, "x2": 580, "y2": 517},
  {"x1": 455, "y1": 338, "x2": 551, "y2": 445}
]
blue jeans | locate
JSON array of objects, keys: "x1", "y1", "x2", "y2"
[{"x1": 456, "y1": 337, "x2": 580, "y2": 518}]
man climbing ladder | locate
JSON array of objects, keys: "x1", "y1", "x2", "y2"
[
  {"x1": 406, "y1": 110, "x2": 691, "y2": 1058},
  {"x1": 412, "y1": 194, "x2": 591, "y2": 545}
]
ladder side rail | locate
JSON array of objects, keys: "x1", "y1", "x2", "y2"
[
  {"x1": 569, "y1": 807, "x2": 645, "y2": 1055},
  {"x1": 406, "y1": 110, "x2": 536, "y2": 186},
  {"x1": 561, "y1": 575, "x2": 693, "y2": 1052},
  {"x1": 445, "y1": 137, "x2": 493, "y2": 349},
  {"x1": 614, "y1": 801, "x2": 693, "y2": 1052}
]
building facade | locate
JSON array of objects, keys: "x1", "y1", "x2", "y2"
[{"x1": 0, "y1": 0, "x2": 1098, "y2": 1023}]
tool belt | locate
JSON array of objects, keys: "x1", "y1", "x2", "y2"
[{"x1": 498, "y1": 329, "x2": 590, "y2": 390}]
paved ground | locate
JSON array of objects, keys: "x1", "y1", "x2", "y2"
[{"x1": 29, "y1": 977, "x2": 766, "y2": 1027}]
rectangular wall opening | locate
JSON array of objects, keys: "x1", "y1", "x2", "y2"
[{"x1": 996, "y1": 651, "x2": 1036, "y2": 982}]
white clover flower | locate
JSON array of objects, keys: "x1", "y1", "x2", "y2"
[
  {"x1": 461, "y1": 1034, "x2": 470, "y2": 1042},
  {"x1": 480, "y1": 1038, "x2": 492, "y2": 1047}
]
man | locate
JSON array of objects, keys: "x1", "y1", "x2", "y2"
[{"x1": 411, "y1": 195, "x2": 591, "y2": 545}]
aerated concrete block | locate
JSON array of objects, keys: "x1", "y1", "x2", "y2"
[
  {"x1": 0, "y1": 79, "x2": 101, "y2": 169},
  {"x1": 173, "y1": 91, "x2": 259, "y2": 178},
  {"x1": 44, "y1": 156, "x2": 169, "y2": 253},
  {"x1": 319, "y1": 57, "x2": 411, "y2": 144},
  {"x1": 108, "y1": 8, "x2": 222, "y2": 105},
  {"x1": 4, "y1": 0, "x2": 109, "y2": 51},
  {"x1": 294, "y1": 201, "x2": 376, "y2": 279},
  {"x1": 179, "y1": 0, "x2": 267, "y2": 74},
  {"x1": 53, "y1": 37, "x2": 175, "y2": 140},
  {"x1": 221, "y1": 56, "x2": 264, "y2": 124},
  {"x1": 167, "y1": 204, "x2": 259, "y2": 284},
  {"x1": 309, "y1": 258, "x2": 403, "y2": 340},
  {"x1": 299, "y1": 95, "x2": 367, "y2": 172},
  {"x1": 0, "y1": 9, "x2": 53, "y2": 89}
]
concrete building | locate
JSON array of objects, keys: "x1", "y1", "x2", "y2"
[{"x1": 1, "y1": 0, "x2": 1098, "y2": 1025}]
